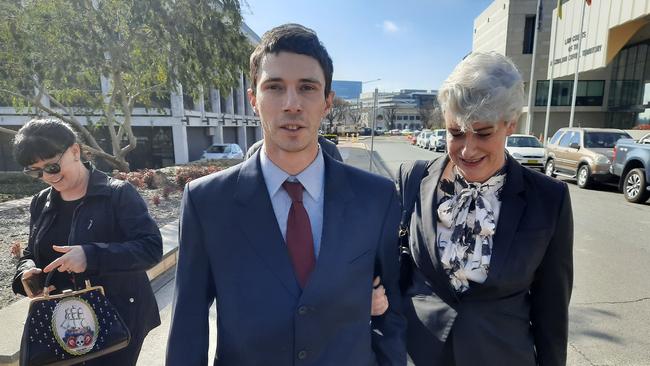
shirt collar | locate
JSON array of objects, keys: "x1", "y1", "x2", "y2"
[{"x1": 260, "y1": 145, "x2": 325, "y2": 201}]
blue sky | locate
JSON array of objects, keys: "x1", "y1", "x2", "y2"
[{"x1": 242, "y1": 0, "x2": 494, "y2": 93}]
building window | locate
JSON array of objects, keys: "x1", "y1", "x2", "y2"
[
  {"x1": 523, "y1": 15, "x2": 536, "y2": 54},
  {"x1": 535, "y1": 80, "x2": 604, "y2": 106}
]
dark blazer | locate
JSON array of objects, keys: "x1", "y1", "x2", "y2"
[
  {"x1": 245, "y1": 135, "x2": 343, "y2": 161},
  {"x1": 13, "y1": 165, "x2": 163, "y2": 363},
  {"x1": 166, "y1": 150, "x2": 406, "y2": 366},
  {"x1": 402, "y1": 156, "x2": 573, "y2": 366}
]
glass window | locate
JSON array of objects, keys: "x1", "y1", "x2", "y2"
[
  {"x1": 523, "y1": 15, "x2": 535, "y2": 54},
  {"x1": 569, "y1": 132, "x2": 581, "y2": 146},
  {"x1": 549, "y1": 130, "x2": 564, "y2": 145},
  {"x1": 558, "y1": 131, "x2": 574, "y2": 147},
  {"x1": 584, "y1": 132, "x2": 631, "y2": 148},
  {"x1": 536, "y1": 80, "x2": 604, "y2": 106},
  {"x1": 207, "y1": 145, "x2": 227, "y2": 153},
  {"x1": 507, "y1": 136, "x2": 543, "y2": 148}
]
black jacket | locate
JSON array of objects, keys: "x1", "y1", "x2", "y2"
[
  {"x1": 401, "y1": 156, "x2": 573, "y2": 366},
  {"x1": 13, "y1": 164, "x2": 163, "y2": 338}
]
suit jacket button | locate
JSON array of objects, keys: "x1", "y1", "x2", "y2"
[
  {"x1": 297, "y1": 350, "x2": 307, "y2": 360},
  {"x1": 129, "y1": 297, "x2": 135, "y2": 303},
  {"x1": 298, "y1": 306, "x2": 308, "y2": 315}
]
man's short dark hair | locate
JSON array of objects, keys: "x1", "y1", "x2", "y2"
[
  {"x1": 249, "y1": 23, "x2": 333, "y2": 97},
  {"x1": 13, "y1": 118, "x2": 78, "y2": 167}
]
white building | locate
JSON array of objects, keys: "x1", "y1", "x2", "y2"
[
  {"x1": 358, "y1": 89, "x2": 438, "y2": 130},
  {"x1": 0, "y1": 24, "x2": 262, "y2": 171},
  {"x1": 474, "y1": 0, "x2": 650, "y2": 139}
]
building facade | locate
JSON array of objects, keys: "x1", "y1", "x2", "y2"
[
  {"x1": 0, "y1": 24, "x2": 262, "y2": 171},
  {"x1": 474, "y1": 0, "x2": 650, "y2": 139},
  {"x1": 358, "y1": 89, "x2": 438, "y2": 131}
]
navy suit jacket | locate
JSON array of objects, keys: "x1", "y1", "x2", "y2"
[
  {"x1": 167, "y1": 150, "x2": 406, "y2": 365},
  {"x1": 402, "y1": 156, "x2": 574, "y2": 366}
]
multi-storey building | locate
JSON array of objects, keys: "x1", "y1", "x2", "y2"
[{"x1": 474, "y1": 0, "x2": 650, "y2": 139}]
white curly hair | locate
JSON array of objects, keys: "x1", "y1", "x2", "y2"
[{"x1": 438, "y1": 52, "x2": 525, "y2": 131}]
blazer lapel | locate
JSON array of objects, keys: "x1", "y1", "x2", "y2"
[
  {"x1": 414, "y1": 157, "x2": 454, "y2": 290},
  {"x1": 302, "y1": 155, "x2": 354, "y2": 296},
  {"x1": 233, "y1": 151, "x2": 301, "y2": 298},
  {"x1": 485, "y1": 156, "x2": 527, "y2": 283}
]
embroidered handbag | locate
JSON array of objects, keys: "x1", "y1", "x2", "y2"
[{"x1": 20, "y1": 272, "x2": 130, "y2": 366}]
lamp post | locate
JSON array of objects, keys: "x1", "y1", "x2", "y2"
[{"x1": 362, "y1": 78, "x2": 381, "y2": 172}]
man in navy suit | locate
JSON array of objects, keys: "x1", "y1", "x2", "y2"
[{"x1": 166, "y1": 23, "x2": 406, "y2": 365}]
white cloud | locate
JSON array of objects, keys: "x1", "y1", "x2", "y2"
[{"x1": 382, "y1": 20, "x2": 399, "y2": 33}]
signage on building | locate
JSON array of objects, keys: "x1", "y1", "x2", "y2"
[{"x1": 549, "y1": 0, "x2": 650, "y2": 79}]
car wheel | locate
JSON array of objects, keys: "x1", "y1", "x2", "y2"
[
  {"x1": 545, "y1": 160, "x2": 556, "y2": 178},
  {"x1": 576, "y1": 165, "x2": 593, "y2": 189},
  {"x1": 623, "y1": 168, "x2": 650, "y2": 203}
]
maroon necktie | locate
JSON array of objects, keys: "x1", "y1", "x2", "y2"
[{"x1": 283, "y1": 181, "x2": 315, "y2": 288}]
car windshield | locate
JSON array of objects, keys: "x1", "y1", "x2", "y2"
[
  {"x1": 584, "y1": 132, "x2": 631, "y2": 148},
  {"x1": 206, "y1": 145, "x2": 228, "y2": 153},
  {"x1": 507, "y1": 136, "x2": 542, "y2": 148}
]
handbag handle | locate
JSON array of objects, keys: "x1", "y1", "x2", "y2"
[{"x1": 42, "y1": 271, "x2": 81, "y2": 297}]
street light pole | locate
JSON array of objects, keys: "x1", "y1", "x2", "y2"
[{"x1": 369, "y1": 87, "x2": 378, "y2": 172}]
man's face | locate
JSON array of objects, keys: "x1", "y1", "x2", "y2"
[
  {"x1": 248, "y1": 52, "x2": 333, "y2": 157},
  {"x1": 446, "y1": 117, "x2": 516, "y2": 183}
]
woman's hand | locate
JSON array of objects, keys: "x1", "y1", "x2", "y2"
[
  {"x1": 371, "y1": 276, "x2": 389, "y2": 316},
  {"x1": 21, "y1": 268, "x2": 55, "y2": 298},
  {"x1": 43, "y1": 245, "x2": 87, "y2": 273}
]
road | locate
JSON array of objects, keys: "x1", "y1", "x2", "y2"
[
  {"x1": 366, "y1": 136, "x2": 650, "y2": 366},
  {"x1": 138, "y1": 136, "x2": 650, "y2": 365}
]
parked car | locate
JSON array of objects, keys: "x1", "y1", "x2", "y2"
[
  {"x1": 610, "y1": 132, "x2": 650, "y2": 203},
  {"x1": 417, "y1": 130, "x2": 433, "y2": 149},
  {"x1": 544, "y1": 127, "x2": 631, "y2": 188},
  {"x1": 506, "y1": 134, "x2": 545, "y2": 171},
  {"x1": 358, "y1": 127, "x2": 372, "y2": 136},
  {"x1": 401, "y1": 128, "x2": 413, "y2": 136},
  {"x1": 375, "y1": 127, "x2": 385, "y2": 135},
  {"x1": 201, "y1": 143, "x2": 244, "y2": 160},
  {"x1": 428, "y1": 129, "x2": 447, "y2": 152},
  {"x1": 389, "y1": 129, "x2": 401, "y2": 136}
]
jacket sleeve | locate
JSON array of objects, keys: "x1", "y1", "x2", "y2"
[
  {"x1": 371, "y1": 187, "x2": 408, "y2": 365},
  {"x1": 166, "y1": 184, "x2": 215, "y2": 365},
  {"x1": 530, "y1": 183, "x2": 574, "y2": 366},
  {"x1": 83, "y1": 181, "x2": 162, "y2": 274},
  {"x1": 12, "y1": 193, "x2": 41, "y2": 296}
]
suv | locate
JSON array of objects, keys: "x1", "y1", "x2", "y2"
[
  {"x1": 428, "y1": 129, "x2": 447, "y2": 152},
  {"x1": 544, "y1": 127, "x2": 631, "y2": 188}
]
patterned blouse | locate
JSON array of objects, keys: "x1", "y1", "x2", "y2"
[{"x1": 435, "y1": 165, "x2": 507, "y2": 293}]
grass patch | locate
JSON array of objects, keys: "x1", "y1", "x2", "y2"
[{"x1": 0, "y1": 173, "x2": 47, "y2": 203}]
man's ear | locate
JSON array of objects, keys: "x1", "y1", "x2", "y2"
[
  {"x1": 323, "y1": 91, "x2": 335, "y2": 115},
  {"x1": 247, "y1": 88, "x2": 257, "y2": 114}
]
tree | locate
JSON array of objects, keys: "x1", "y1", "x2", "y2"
[
  {"x1": 418, "y1": 104, "x2": 435, "y2": 129},
  {"x1": 324, "y1": 97, "x2": 348, "y2": 132},
  {"x1": 383, "y1": 106, "x2": 397, "y2": 130},
  {"x1": 0, "y1": 0, "x2": 251, "y2": 171},
  {"x1": 430, "y1": 107, "x2": 445, "y2": 129}
]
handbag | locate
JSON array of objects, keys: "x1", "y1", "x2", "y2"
[
  {"x1": 20, "y1": 271, "x2": 131, "y2": 366},
  {"x1": 396, "y1": 159, "x2": 431, "y2": 292}
]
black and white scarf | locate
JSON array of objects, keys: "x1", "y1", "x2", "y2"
[{"x1": 436, "y1": 166, "x2": 506, "y2": 293}]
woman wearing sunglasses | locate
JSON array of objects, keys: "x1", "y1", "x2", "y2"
[{"x1": 11, "y1": 118, "x2": 163, "y2": 365}]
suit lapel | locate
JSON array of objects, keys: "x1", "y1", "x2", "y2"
[
  {"x1": 414, "y1": 157, "x2": 454, "y2": 289},
  {"x1": 485, "y1": 156, "x2": 527, "y2": 284},
  {"x1": 233, "y1": 151, "x2": 301, "y2": 298},
  {"x1": 302, "y1": 155, "x2": 354, "y2": 296}
]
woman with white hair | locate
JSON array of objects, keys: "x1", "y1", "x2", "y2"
[{"x1": 397, "y1": 52, "x2": 573, "y2": 365}]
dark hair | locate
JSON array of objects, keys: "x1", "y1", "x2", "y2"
[
  {"x1": 13, "y1": 118, "x2": 78, "y2": 167},
  {"x1": 249, "y1": 23, "x2": 333, "y2": 97}
]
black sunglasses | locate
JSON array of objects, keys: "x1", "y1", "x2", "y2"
[{"x1": 23, "y1": 149, "x2": 68, "y2": 179}]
